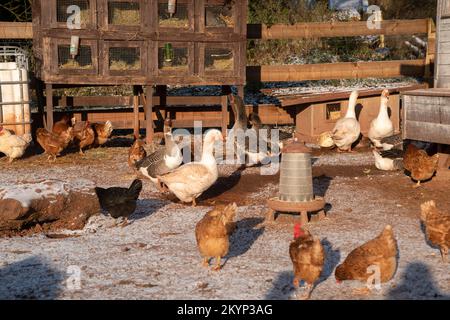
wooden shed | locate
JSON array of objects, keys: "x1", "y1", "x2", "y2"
[
  {"x1": 401, "y1": 0, "x2": 450, "y2": 172},
  {"x1": 270, "y1": 84, "x2": 426, "y2": 144},
  {"x1": 31, "y1": 0, "x2": 247, "y2": 141}
]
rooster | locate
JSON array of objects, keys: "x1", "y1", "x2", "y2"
[
  {"x1": 0, "y1": 126, "x2": 32, "y2": 163},
  {"x1": 289, "y1": 224, "x2": 325, "y2": 300},
  {"x1": 195, "y1": 203, "x2": 237, "y2": 271},
  {"x1": 420, "y1": 201, "x2": 450, "y2": 263},
  {"x1": 95, "y1": 179, "x2": 143, "y2": 227}
]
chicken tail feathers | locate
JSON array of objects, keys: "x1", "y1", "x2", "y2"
[{"x1": 128, "y1": 179, "x2": 143, "y2": 200}]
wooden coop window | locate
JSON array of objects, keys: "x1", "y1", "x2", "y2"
[
  {"x1": 158, "y1": 43, "x2": 190, "y2": 74},
  {"x1": 105, "y1": 42, "x2": 146, "y2": 76},
  {"x1": 204, "y1": 47, "x2": 234, "y2": 74},
  {"x1": 107, "y1": 1, "x2": 141, "y2": 26},
  {"x1": 326, "y1": 103, "x2": 341, "y2": 121},
  {"x1": 205, "y1": 0, "x2": 235, "y2": 29},
  {"x1": 158, "y1": 0, "x2": 192, "y2": 29},
  {"x1": 53, "y1": 39, "x2": 98, "y2": 75},
  {"x1": 54, "y1": 0, "x2": 94, "y2": 29}
]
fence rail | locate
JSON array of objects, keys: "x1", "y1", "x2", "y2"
[{"x1": 247, "y1": 19, "x2": 430, "y2": 39}]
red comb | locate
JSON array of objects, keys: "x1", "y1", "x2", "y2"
[{"x1": 293, "y1": 223, "x2": 304, "y2": 239}]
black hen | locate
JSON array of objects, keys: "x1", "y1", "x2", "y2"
[{"x1": 95, "y1": 179, "x2": 143, "y2": 220}]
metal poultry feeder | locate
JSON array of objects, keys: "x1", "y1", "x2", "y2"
[{"x1": 266, "y1": 139, "x2": 325, "y2": 225}]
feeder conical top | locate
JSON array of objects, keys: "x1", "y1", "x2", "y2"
[{"x1": 282, "y1": 137, "x2": 311, "y2": 154}]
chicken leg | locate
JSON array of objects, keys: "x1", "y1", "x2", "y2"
[
  {"x1": 192, "y1": 198, "x2": 197, "y2": 207},
  {"x1": 413, "y1": 181, "x2": 421, "y2": 189},
  {"x1": 212, "y1": 256, "x2": 221, "y2": 271},
  {"x1": 297, "y1": 283, "x2": 313, "y2": 300},
  {"x1": 202, "y1": 257, "x2": 210, "y2": 268}
]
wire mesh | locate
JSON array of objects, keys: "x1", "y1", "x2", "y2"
[
  {"x1": 56, "y1": 0, "x2": 90, "y2": 24},
  {"x1": 108, "y1": 1, "x2": 140, "y2": 25},
  {"x1": 158, "y1": 2, "x2": 189, "y2": 28},
  {"x1": 205, "y1": 1, "x2": 234, "y2": 28},
  {"x1": 205, "y1": 48, "x2": 233, "y2": 71},
  {"x1": 58, "y1": 45, "x2": 93, "y2": 69},
  {"x1": 158, "y1": 45, "x2": 188, "y2": 71},
  {"x1": 109, "y1": 47, "x2": 141, "y2": 71}
]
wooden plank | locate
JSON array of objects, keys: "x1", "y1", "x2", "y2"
[
  {"x1": 404, "y1": 120, "x2": 450, "y2": 144},
  {"x1": 0, "y1": 22, "x2": 33, "y2": 39},
  {"x1": 403, "y1": 87, "x2": 450, "y2": 97},
  {"x1": 278, "y1": 84, "x2": 427, "y2": 107},
  {"x1": 247, "y1": 19, "x2": 429, "y2": 40},
  {"x1": 441, "y1": 104, "x2": 450, "y2": 124},
  {"x1": 145, "y1": 86, "x2": 154, "y2": 144},
  {"x1": 45, "y1": 83, "x2": 53, "y2": 130},
  {"x1": 247, "y1": 60, "x2": 426, "y2": 83},
  {"x1": 405, "y1": 103, "x2": 441, "y2": 123}
]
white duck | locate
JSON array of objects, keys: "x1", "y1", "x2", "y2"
[
  {"x1": 332, "y1": 90, "x2": 361, "y2": 152},
  {"x1": 368, "y1": 90, "x2": 394, "y2": 148},
  {"x1": 372, "y1": 150, "x2": 403, "y2": 171},
  {"x1": 157, "y1": 129, "x2": 223, "y2": 207}
]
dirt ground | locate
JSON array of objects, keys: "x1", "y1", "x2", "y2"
[{"x1": 0, "y1": 137, "x2": 449, "y2": 300}]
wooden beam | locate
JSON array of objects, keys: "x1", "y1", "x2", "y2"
[
  {"x1": 0, "y1": 22, "x2": 33, "y2": 39},
  {"x1": 1, "y1": 19, "x2": 429, "y2": 41},
  {"x1": 45, "y1": 84, "x2": 53, "y2": 131},
  {"x1": 247, "y1": 19, "x2": 429, "y2": 40},
  {"x1": 145, "y1": 86, "x2": 154, "y2": 145},
  {"x1": 247, "y1": 60, "x2": 426, "y2": 83}
]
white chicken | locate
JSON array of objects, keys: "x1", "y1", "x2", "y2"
[
  {"x1": 368, "y1": 90, "x2": 394, "y2": 148},
  {"x1": 0, "y1": 126, "x2": 32, "y2": 163},
  {"x1": 332, "y1": 90, "x2": 361, "y2": 152}
]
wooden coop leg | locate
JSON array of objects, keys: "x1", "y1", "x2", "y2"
[
  {"x1": 300, "y1": 211, "x2": 308, "y2": 225},
  {"x1": 145, "y1": 86, "x2": 154, "y2": 145},
  {"x1": 221, "y1": 95, "x2": 228, "y2": 138},
  {"x1": 45, "y1": 83, "x2": 53, "y2": 131},
  {"x1": 265, "y1": 209, "x2": 276, "y2": 223},
  {"x1": 237, "y1": 85, "x2": 244, "y2": 100},
  {"x1": 132, "y1": 85, "x2": 140, "y2": 139}
]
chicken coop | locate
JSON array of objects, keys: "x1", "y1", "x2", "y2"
[
  {"x1": 402, "y1": 0, "x2": 450, "y2": 172},
  {"x1": 31, "y1": 0, "x2": 247, "y2": 140}
]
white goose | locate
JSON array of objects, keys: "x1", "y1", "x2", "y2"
[
  {"x1": 157, "y1": 129, "x2": 223, "y2": 207},
  {"x1": 332, "y1": 90, "x2": 361, "y2": 152},
  {"x1": 368, "y1": 90, "x2": 394, "y2": 148}
]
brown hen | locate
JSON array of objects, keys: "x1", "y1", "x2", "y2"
[
  {"x1": 289, "y1": 224, "x2": 325, "y2": 300},
  {"x1": 420, "y1": 201, "x2": 450, "y2": 263},
  {"x1": 195, "y1": 203, "x2": 237, "y2": 271},
  {"x1": 36, "y1": 127, "x2": 74, "y2": 162},
  {"x1": 128, "y1": 139, "x2": 147, "y2": 169},
  {"x1": 403, "y1": 144, "x2": 439, "y2": 187},
  {"x1": 73, "y1": 120, "x2": 95, "y2": 155},
  {"x1": 93, "y1": 121, "x2": 113, "y2": 146},
  {"x1": 52, "y1": 115, "x2": 73, "y2": 135},
  {"x1": 335, "y1": 225, "x2": 398, "y2": 292}
]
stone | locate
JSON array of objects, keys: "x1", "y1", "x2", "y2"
[{"x1": 0, "y1": 179, "x2": 101, "y2": 234}]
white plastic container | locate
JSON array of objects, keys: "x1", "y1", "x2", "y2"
[{"x1": 0, "y1": 62, "x2": 30, "y2": 135}]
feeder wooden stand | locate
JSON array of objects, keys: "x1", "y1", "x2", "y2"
[
  {"x1": 266, "y1": 197, "x2": 326, "y2": 225},
  {"x1": 266, "y1": 139, "x2": 325, "y2": 224}
]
